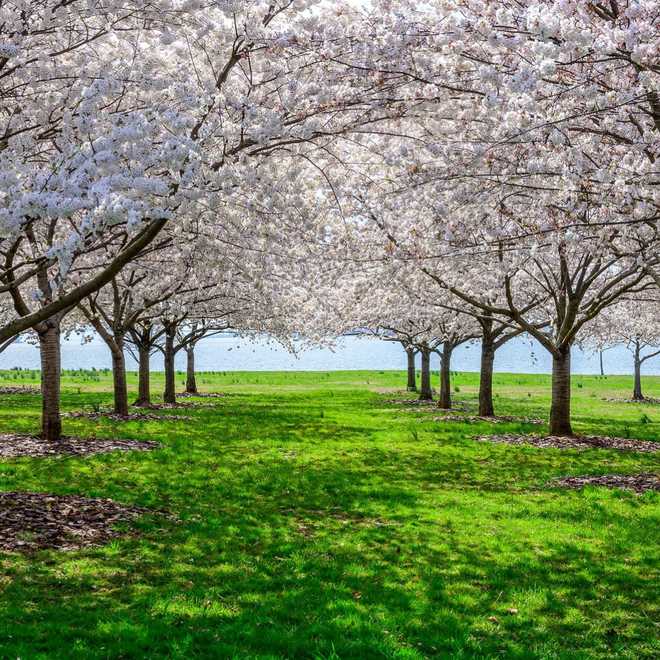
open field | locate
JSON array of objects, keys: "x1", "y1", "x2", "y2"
[{"x1": 0, "y1": 370, "x2": 658, "y2": 659}]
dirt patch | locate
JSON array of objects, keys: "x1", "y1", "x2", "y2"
[
  {"x1": 433, "y1": 414, "x2": 544, "y2": 425},
  {"x1": 0, "y1": 386, "x2": 40, "y2": 395},
  {"x1": 0, "y1": 434, "x2": 159, "y2": 459},
  {"x1": 0, "y1": 492, "x2": 155, "y2": 552},
  {"x1": 473, "y1": 434, "x2": 658, "y2": 453},
  {"x1": 554, "y1": 474, "x2": 659, "y2": 494},
  {"x1": 65, "y1": 411, "x2": 192, "y2": 422}
]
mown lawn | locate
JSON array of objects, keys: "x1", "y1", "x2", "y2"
[{"x1": 0, "y1": 369, "x2": 658, "y2": 659}]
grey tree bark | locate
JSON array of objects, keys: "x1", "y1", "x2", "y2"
[
  {"x1": 135, "y1": 344, "x2": 152, "y2": 407},
  {"x1": 437, "y1": 342, "x2": 453, "y2": 410},
  {"x1": 550, "y1": 347, "x2": 573, "y2": 436},
  {"x1": 406, "y1": 346, "x2": 417, "y2": 392},
  {"x1": 633, "y1": 342, "x2": 643, "y2": 401},
  {"x1": 38, "y1": 317, "x2": 62, "y2": 442},
  {"x1": 479, "y1": 335, "x2": 496, "y2": 417},
  {"x1": 419, "y1": 346, "x2": 433, "y2": 401},
  {"x1": 163, "y1": 321, "x2": 177, "y2": 404},
  {"x1": 110, "y1": 334, "x2": 129, "y2": 416},
  {"x1": 185, "y1": 345, "x2": 198, "y2": 394}
]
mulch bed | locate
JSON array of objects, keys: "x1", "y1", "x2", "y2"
[
  {"x1": 0, "y1": 492, "x2": 154, "y2": 552},
  {"x1": 554, "y1": 474, "x2": 659, "y2": 494},
  {"x1": 137, "y1": 402, "x2": 217, "y2": 410},
  {"x1": 65, "y1": 411, "x2": 192, "y2": 422},
  {"x1": 473, "y1": 434, "x2": 659, "y2": 453},
  {"x1": 433, "y1": 414, "x2": 544, "y2": 425},
  {"x1": 0, "y1": 434, "x2": 159, "y2": 459},
  {"x1": 177, "y1": 392, "x2": 227, "y2": 399},
  {"x1": 603, "y1": 397, "x2": 660, "y2": 405},
  {"x1": 386, "y1": 398, "x2": 473, "y2": 411},
  {"x1": 0, "y1": 386, "x2": 40, "y2": 395}
]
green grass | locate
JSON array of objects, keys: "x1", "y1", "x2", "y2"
[{"x1": 0, "y1": 370, "x2": 658, "y2": 659}]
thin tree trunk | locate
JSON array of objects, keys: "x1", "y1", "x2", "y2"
[
  {"x1": 438, "y1": 342, "x2": 453, "y2": 410},
  {"x1": 38, "y1": 318, "x2": 62, "y2": 442},
  {"x1": 479, "y1": 335, "x2": 496, "y2": 417},
  {"x1": 110, "y1": 337, "x2": 129, "y2": 416},
  {"x1": 419, "y1": 347, "x2": 433, "y2": 401},
  {"x1": 406, "y1": 347, "x2": 417, "y2": 392},
  {"x1": 134, "y1": 345, "x2": 152, "y2": 407},
  {"x1": 599, "y1": 350, "x2": 605, "y2": 377},
  {"x1": 632, "y1": 343, "x2": 644, "y2": 401},
  {"x1": 163, "y1": 323, "x2": 177, "y2": 404},
  {"x1": 185, "y1": 345, "x2": 198, "y2": 394},
  {"x1": 549, "y1": 346, "x2": 573, "y2": 436}
]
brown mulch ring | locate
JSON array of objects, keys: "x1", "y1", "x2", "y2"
[
  {"x1": 135, "y1": 402, "x2": 217, "y2": 410},
  {"x1": 473, "y1": 434, "x2": 659, "y2": 453},
  {"x1": 0, "y1": 386, "x2": 40, "y2": 395},
  {"x1": 177, "y1": 392, "x2": 227, "y2": 399},
  {"x1": 0, "y1": 434, "x2": 159, "y2": 459},
  {"x1": 0, "y1": 492, "x2": 156, "y2": 552},
  {"x1": 385, "y1": 398, "x2": 473, "y2": 411},
  {"x1": 603, "y1": 397, "x2": 660, "y2": 405},
  {"x1": 554, "y1": 474, "x2": 659, "y2": 495},
  {"x1": 433, "y1": 414, "x2": 544, "y2": 425},
  {"x1": 65, "y1": 410, "x2": 192, "y2": 422}
]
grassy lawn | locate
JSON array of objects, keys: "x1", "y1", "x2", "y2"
[{"x1": 0, "y1": 369, "x2": 658, "y2": 659}]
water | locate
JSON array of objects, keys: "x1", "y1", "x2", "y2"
[{"x1": 0, "y1": 334, "x2": 656, "y2": 376}]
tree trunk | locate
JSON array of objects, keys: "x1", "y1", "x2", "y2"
[
  {"x1": 185, "y1": 345, "x2": 198, "y2": 394},
  {"x1": 134, "y1": 345, "x2": 152, "y2": 407},
  {"x1": 632, "y1": 343, "x2": 643, "y2": 401},
  {"x1": 438, "y1": 343, "x2": 453, "y2": 410},
  {"x1": 111, "y1": 338, "x2": 129, "y2": 416},
  {"x1": 38, "y1": 318, "x2": 62, "y2": 442},
  {"x1": 406, "y1": 347, "x2": 417, "y2": 392},
  {"x1": 479, "y1": 336, "x2": 496, "y2": 417},
  {"x1": 549, "y1": 347, "x2": 573, "y2": 436},
  {"x1": 419, "y1": 347, "x2": 433, "y2": 401},
  {"x1": 599, "y1": 350, "x2": 605, "y2": 377},
  {"x1": 163, "y1": 323, "x2": 177, "y2": 404}
]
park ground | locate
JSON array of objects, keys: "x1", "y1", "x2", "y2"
[{"x1": 0, "y1": 369, "x2": 658, "y2": 659}]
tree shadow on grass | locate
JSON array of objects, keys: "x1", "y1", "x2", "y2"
[
  {"x1": 1, "y1": 479, "x2": 656, "y2": 659},
  {"x1": 0, "y1": 386, "x2": 658, "y2": 658}
]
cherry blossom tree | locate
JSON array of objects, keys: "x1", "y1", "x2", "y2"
[
  {"x1": 2, "y1": 1, "x2": 433, "y2": 439},
  {"x1": 340, "y1": 0, "x2": 660, "y2": 435},
  {"x1": 584, "y1": 296, "x2": 660, "y2": 401}
]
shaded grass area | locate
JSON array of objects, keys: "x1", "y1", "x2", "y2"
[{"x1": 0, "y1": 370, "x2": 658, "y2": 658}]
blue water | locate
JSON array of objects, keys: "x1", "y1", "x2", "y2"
[{"x1": 0, "y1": 334, "x2": 657, "y2": 376}]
